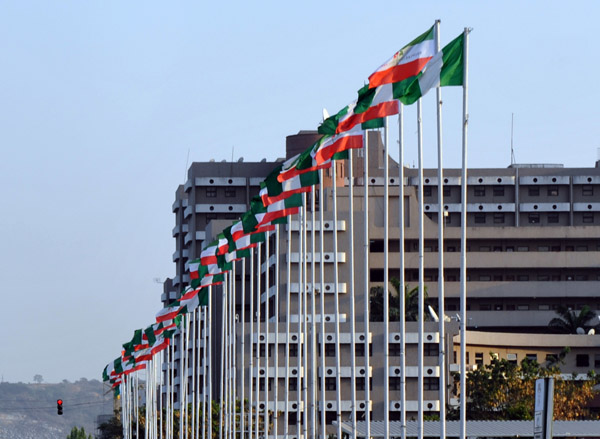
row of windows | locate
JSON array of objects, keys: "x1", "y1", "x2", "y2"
[
  {"x1": 472, "y1": 212, "x2": 596, "y2": 224},
  {"x1": 424, "y1": 185, "x2": 595, "y2": 198},
  {"x1": 205, "y1": 187, "x2": 237, "y2": 198},
  {"x1": 423, "y1": 185, "x2": 594, "y2": 197},
  {"x1": 465, "y1": 352, "x2": 600, "y2": 368},
  {"x1": 254, "y1": 343, "x2": 437, "y2": 358},
  {"x1": 254, "y1": 376, "x2": 439, "y2": 393},
  {"x1": 373, "y1": 240, "x2": 600, "y2": 253}
]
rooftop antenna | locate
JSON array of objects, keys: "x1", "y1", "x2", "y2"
[
  {"x1": 184, "y1": 148, "x2": 190, "y2": 183},
  {"x1": 510, "y1": 113, "x2": 516, "y2": 165}
]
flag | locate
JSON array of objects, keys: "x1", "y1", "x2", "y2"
[
  {"x1": 318, "y1": 26, "x2": 436, "y2": 136},
  {"x1": 254, "y1": 193, "x2": 303, "y2": 227},
  {"x1": 312, "y1": 126, "x2": 364, "y2": 165},
  {"x1": 402, "y1": 32, "x2": 464, "y2": 104},
  {"x1": 156, "y1": 299, "x2": 182, "y2": 323},
  {"x1": 368, "y1": 26, "x2": 435, "y2": 88},
  {"x1": 200, "y1": 241, "x2": 220, "y2": 265},
  {"x1": 189, "y1": 259, "x2": 201, "y2": 280},
  {"x1": 260, "y1": 167, "x2": 319, "y2": 206}
]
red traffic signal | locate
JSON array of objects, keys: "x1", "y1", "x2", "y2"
[{"x1": 57, "y1": 399, "x2": 63, "y2": 415}]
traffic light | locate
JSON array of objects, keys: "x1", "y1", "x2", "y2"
[{"x1": 57, "y1": 399, "x2": 63, "y2": 415}]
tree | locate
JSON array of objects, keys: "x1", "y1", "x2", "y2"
[
  {"x1": 449, "y1": 355, "x2": 599, "y2": 420},
  {"x1": 548, "y1": 305, "x2": 598, "y2": 334},
  {"x1": 370, "y1": 279, "x2": 428, "y2": 322},
  {"x1": 66, "y1": 426, "x2": 92, "y2": 439},
  {"x1": 33, "y1": 374, "x2": 43, "y2": 384},
  {"x1": 98, "y1": 413, "x2": 123, "y2": 439}
]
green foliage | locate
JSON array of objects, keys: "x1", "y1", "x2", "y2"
[
  {"x1": 97, "y1": 412, "x2": 123, "y2": 439},
  {"x1": 370, "y1": 279, "x2": 429, "y2": 322},
  {"x1": 449, "y1": 355, "x2": 599, "y2": 421},
  {"x1": 548, "y1": 305, "x2": 598, "y2": 334},
  {"x1": 66, "y1": 426, "x2": 92, "y2": 439}
]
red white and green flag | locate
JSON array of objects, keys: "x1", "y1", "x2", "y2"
[
  {"x1": 189, "y1": 259, "x2": 201, "y2": 280},
  {"x1": 318, "y1": 26, "x2": 435, "y2": 136},
  {"x1": 260, "y1": 167, "x2": 319, "y2": 206},
  {"x1": 401, "y1": 32, "x2": 465, "y2": 104},
  {"x1": 368, "y1": 25, "x2": 435, "y2": 88}
]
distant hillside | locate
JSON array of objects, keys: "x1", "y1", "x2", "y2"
[{"x1": 0, "y1": 379, "x2": 114, "y2": 439}]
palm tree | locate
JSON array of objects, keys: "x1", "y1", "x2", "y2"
[
  {"x1": 548, "y1": 305, "x2": 598, "y2": 334},
  {"x1": 369, "y1": 278, "x2": 428, "y2": 322}
]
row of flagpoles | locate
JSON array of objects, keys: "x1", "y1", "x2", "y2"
[{"x1": 103, "y1": 20, "x2": 470, "y2": 439}]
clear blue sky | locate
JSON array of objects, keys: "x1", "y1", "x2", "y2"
[{"x1": 1, "y1": 1, "x2": 598, "y2": 383}]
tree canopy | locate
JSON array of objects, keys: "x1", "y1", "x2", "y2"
[
  {"x1": 449, "y1": 355, "x2": 599, "y2": 420},
  {"x1": 548, "y1": 305, "x2": 599, "y2": 334}
]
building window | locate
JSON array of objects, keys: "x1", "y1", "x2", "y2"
[
  {"x1": 583, "y1": 185, "x2": 594, "y2": 196},
  {"x1": 355, "y1": 343, "x2": 372, "y2": 357},
  {"x1": 355, "y1": 377, "x2": 372, "y2": 391},
  {"x1": 424, "y1": 343, "x2": 439, "y2": 357},
  {"x1": 474, "y1": 213, "x2": 486, "y2": 224},
  {"x1": 424, "y1": 377, "x2": 439, "y2": 391},
  {"x1": 517, "y1": 304, "x2": 530, "y2": 310},
  {"x1": 493, "y1": 186, "x2": 505, "y2": 196},
  {"x1": 206, "y1": 187, "x2": 217, "y2": 198},
  {"x1": 576, "y1": 354, "x2": 590, "y2": 367},
  {"x1": 475, "y1": 352, "x2": 484, "y2": 365},
  {"x1": 389, "y1": 343, "x2": 401, "y2": 356},
  {"x1": 583, "y1": 213, "x2": 594, "y2": 223},
  {"x1": 474, "y1": 187, "x2": 485, "y2": 197},
  {"x1": 224, "y1": 188, "x2": 236, "y2": 197},
  {"x1": 325, "y1": 343, "x2": 336, "y2": 357},
  {"x1": 528, "y1": 213, "x2": 540, "y2": 224},
  {"x1": 288, "y1": 377, "x2": 298, "y2": 391},
  {"x1": 205, "y1": 213, "x2": 218, "y2": 224},
  {"x1": 424, "y1": 186, "x2": 432, "y2": 197},
  {"x1": 537, "y1": 275, "x2": 550, "y2": 281},
  {"x1": 390, "y1": 377, "x2": 402, "y2": 390},
  {"x1": 547, "y1": 186, "x2": 559, "y2": 196},
  {"x1": 548, "y1": 213, "x2": 559, "y2": 224},
  {"x1": 525, "y1": 353, "x2": 537, "y2": 362},
  {"x1": 479, "y1": 275, "x2": 491, "y2": 281},
  {"x1": 517, "y1": 275, "x2": 529, "y2": 281},
  {"x1": 443, "y1": 186, "x2": 451, "y2": 197},
  {"x1": 507, "y1": 353, "x2": 518, "y2": 364},
  {"x1": 325, "y1": 377, "x2": 336, "y2": 391},
  {"x1": 528, "y1": 187, "x2": 540, "y2": 196},
  {"x1": 325, "y1": 412, "x2": 336, "y2": 425},
  {"x1": 289, "y1": 344, "x2": 298, "y2": 357},
  {"x1": 595, "y1": 354, "x2": 600, "y2": 368},
  {"x1": 493, "y1": 213, "x2": 505, "y2": 224},
  {"x1": 480, "y1": 304, "x2": 492, "y2": 310}
]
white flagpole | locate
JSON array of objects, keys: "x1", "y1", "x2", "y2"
[
  {"x1": 220, "y1": 282, "x2": 227, "y2": 439},
  {"x1": 183, "y1": 315, "x2": 191, "y2": 439},
  {"x1": 398, "y1": 104, "x2": 407, "y2": 439},
  {"x1": 159, "y1": 350, "x2": 163, "y2": 439},
  {"x1": 241, "y1": 258, "x2": 246, "y2": 439},
  {"x1": 208, "y1": 287, "x2": 213, "y2": 439},
  {"x1": 332, "y1": 161, "x2": 342, "y2": 439},
  {"x1": 348, "y1": 148, "x2": 357, "y2": 439},
  {"x1": 417, "y1": 99, "x2": 425, "y2": 439},
  {"x1": 248, "y1": 250, "x2": 255, "y2": 439},
  {"x1": 318, "y1": 168, "x2": 326, "y2": 439},
  {"x1": 274, "y1": 225, "x2": 281, "y2": 439},
  {"x1": 202, "y1": 308, "x2": 207, "y2": 439},
  {"x1": 310, "y1": 186, "x2": 317, "y2": 439},
  {"x1": 231, "y1": 267, "x2": 237, "y2": 439},
  {"x1": 255, "y1": 243, "x2": 262, "y2": 439},
  {"x1": 192, "y1": 311, "x2": 197, "y2": 439},
  {"x1": 264, "y1": 232, "x2": 271, "y2": 439},
  {"x1": 301, "y1": 199, "x2": 309, "y2": 439},
  {"x1": 433, "y1": 19, "x2": 447, "y2": 439},
  {"x1": 296, "y1": 203, "x2": 304, "y2": 439},
  {"x1": 384, "y1": 116, "x2": 390, "y2": 439},
  {"x1": 284, "y1": 223, "x2": 292, "y2": 439},
  {"x1": 362, "y1": 132, "x2": 371, "y2": 439},
  {"x1": 460, "y1": 27, "x2": 470, "y2": 439}
]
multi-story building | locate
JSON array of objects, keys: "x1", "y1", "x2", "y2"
[{"x1": 162, "y1": 128, "x2": 600, "y2": 431}]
